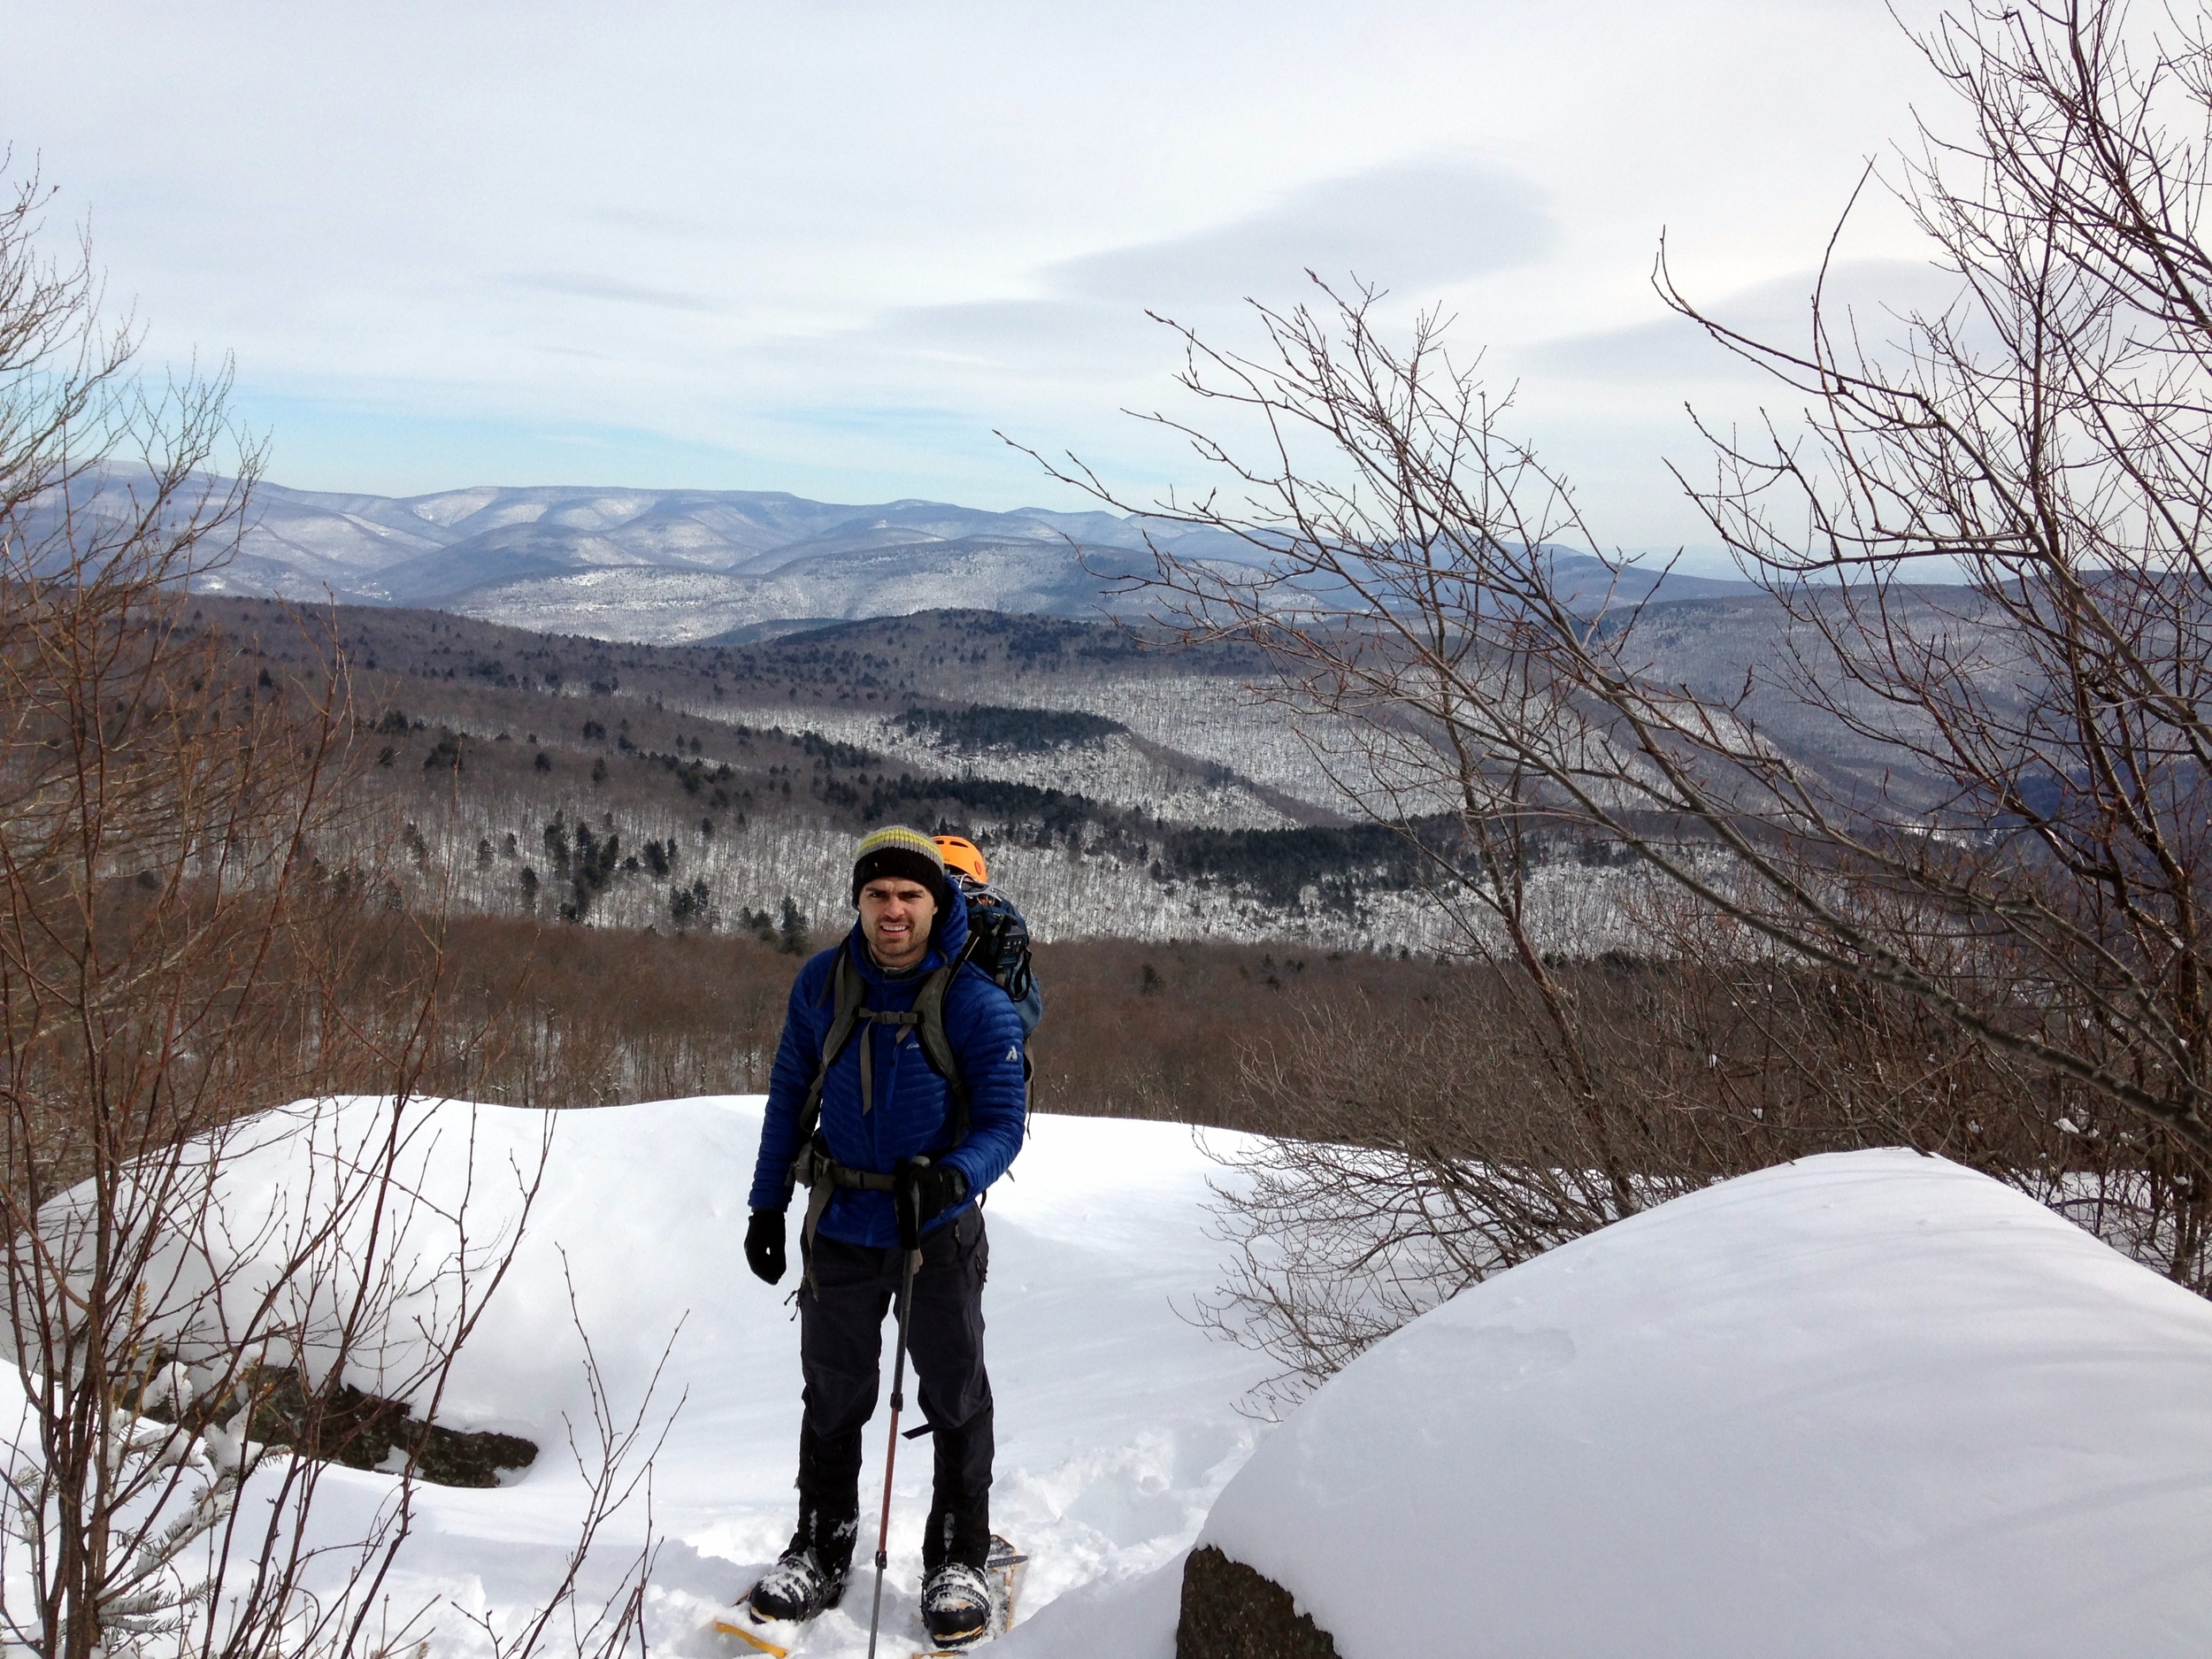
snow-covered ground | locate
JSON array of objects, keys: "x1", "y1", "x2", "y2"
[
  {"x1": 1033, "y1": 1148, "x2": 2212, "y2": 1658},
  {"x1": 24, "y1": 1102, "x2": 2212, "y2": 1658},
  {"x1": 63, "y1": 1098, "x2": 1270, "y2": 1658}
]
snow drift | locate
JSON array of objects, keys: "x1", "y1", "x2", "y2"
[
  {"x1": 29, "y1": 1100, "x2": 2212, "y2": 1657},
  {"x1": 16, "y1": 1096, "x2": 1268, "y2": 1656},
  {"x1": 1174, "y1": 1148, "x2": 2212, "y2": 1658}
]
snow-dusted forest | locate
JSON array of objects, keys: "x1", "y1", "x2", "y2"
[
  {"x1": 359, "y1": 726, "x2": 1681, "y2": 959},
  {"x1": 271, "y1": 600, "x2": 1708, "y2": 963}
]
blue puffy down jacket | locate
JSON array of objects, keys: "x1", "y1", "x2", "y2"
[{"x1": 748, "y1": 883, "x2": 1028, "y2": 1247}]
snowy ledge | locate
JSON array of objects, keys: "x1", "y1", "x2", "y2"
[
  {"x1": 28, "y1": 1103, "x2": 2212, "y2": 1658},
  {"x1": 1005, "y1": 1147, "x2": 2212, "y2": 1659}
]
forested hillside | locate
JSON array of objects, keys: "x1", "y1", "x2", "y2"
[{"x1": 200, "y1": 597, "x2": 1661, "y2": 956}]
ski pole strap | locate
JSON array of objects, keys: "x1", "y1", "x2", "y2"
[{"x1": 790, "y1": 1139, "x2": 900, "y2": 1291}]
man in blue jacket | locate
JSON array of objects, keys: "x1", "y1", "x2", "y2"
[{"x1": 741, "y1": 826, "x2": 1027, "y2": 1646}]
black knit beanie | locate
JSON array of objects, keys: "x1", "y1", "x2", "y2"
[{"x1": 850, "y1": 825, "x2": 951, "y2": 909}]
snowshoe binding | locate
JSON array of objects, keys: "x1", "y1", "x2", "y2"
[
  {"x1": 714, "y1": 1546, "x2": 847, "y2": 1657},
  {"x1": 912, "y1": 1535, "x2": 1026, "y2": 1656}
]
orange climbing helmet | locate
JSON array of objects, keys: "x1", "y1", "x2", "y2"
[{"x1": 932, "y1": 834, "x2": 988, "y2": 887}]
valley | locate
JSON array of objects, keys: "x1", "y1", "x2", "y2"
[{"x1": 211, "y1": 598, "x2": 1671, "y2": 958}]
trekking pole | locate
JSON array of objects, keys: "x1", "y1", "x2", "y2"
[{"x1": 867, "y1": 1169, "x2": 927, "y2": 1659}]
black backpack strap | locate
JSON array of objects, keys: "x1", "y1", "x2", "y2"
[
  {"x1": 909, "y1": 964, "x2": 971, "y2": 1148},
  {"x1": 794, "y1": 943, "x2": 976, "y2": 1145},
  {"x1": 791, "y1": 943, "x2": 868, "y2": 1154}
]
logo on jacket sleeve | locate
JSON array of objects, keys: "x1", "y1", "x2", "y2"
[{"x1": 1004, "y1": 1044, "x2": 1019, "y2": 1062}]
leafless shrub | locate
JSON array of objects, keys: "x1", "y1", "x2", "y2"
[
  {"x1": 1189, "y1": 946, "x2": 2070, "y2": 1410},
  {"x1": 0, "y1": 173, "x2": 668, "y2": 1659},
  {"x1": 1021, "y1": 0, "x2": 2212, "y2": 1398}
]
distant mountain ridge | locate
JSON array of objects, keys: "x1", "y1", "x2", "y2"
[
  {"x1": 206, "y1": 481, "x2": 1182, "y2": 592},
  {"x1": 151, "y1": 477, "x2": 1759, "y2": 644}
]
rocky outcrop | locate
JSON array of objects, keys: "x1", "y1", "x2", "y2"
[{"x1": 1175, "y1": 1545, "x2": 1340, "y2": 1659}]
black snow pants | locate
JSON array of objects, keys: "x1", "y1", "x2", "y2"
[{"x1": 795, "y1": 1204, "x2": 995, "y2": 1575}]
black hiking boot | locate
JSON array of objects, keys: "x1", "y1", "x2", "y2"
[
  {"x1": 746, "y1": 1544, "x2": 846, "y2": 1624},
  {"x1": 748, "y1": 1480, "x2": 856, "y2": 1626},
  {"x1": 919, "y1": 1458, "x2": 995, "y2": 1650},
  {"x1": 920, "y1": 1560, "x2": 994, "y2": 1646}
]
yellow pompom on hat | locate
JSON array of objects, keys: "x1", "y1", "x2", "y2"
[{"x1": 850, "y1": 825, "x2": 951, "y2": 908}]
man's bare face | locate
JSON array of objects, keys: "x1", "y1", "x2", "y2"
[{"x1": 858, "y1": 877, "x2": 936, "y2": 972}]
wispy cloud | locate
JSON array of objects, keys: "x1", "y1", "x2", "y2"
[
  {"x1": 1048, "y1": 157, "x2": 1555, "y2": 308},
  {"x1": 505, "y1": 272, "x2": 726, "y2": 314},
  {"x1": 1522, "y1": 260, "x2": 1970, "y2": 384},
  {"x1": 571, "y1": 204, "x2": 719, "y2": 238},
  {"x1": 857, "y1": 156, "x2": 1555, "y2": 373},
  {"x1": 9, "y1": 0, "x2": 1939, "y2": 530}
]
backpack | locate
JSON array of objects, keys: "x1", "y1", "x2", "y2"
[
  {"x1": 958, "y1": 879, "x2": 1040, "y2": 1040},
  {"x1": 786, "y1": 881, "x2": 1036, "y2": 1269}
]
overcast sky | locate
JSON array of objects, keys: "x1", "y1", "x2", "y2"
[{"x1": 5, "y1": 1, "x2": 1951, "y2": 541}]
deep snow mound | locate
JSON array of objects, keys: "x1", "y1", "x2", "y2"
[
  {"x1": 1185, "y1": 1148, "x2": 2212, "y2": 1659},
  {"x1": 41, "y1": 1095, "x2": 1271, "y2": 1655}
]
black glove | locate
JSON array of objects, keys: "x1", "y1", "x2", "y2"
[
  {"x1": 893, "y1": 1158, "x2": 968, "y2": 1250},
  {"x1": 745, "y1": 1208, "x2": 787, "y2": 1286}
]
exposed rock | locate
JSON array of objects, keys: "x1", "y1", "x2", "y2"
[
  {"x1": 1175, "y1": 1545, "x2": 1340, "y2": 1659},
  {"x1": 242, "y1": 1366, "x2": 537, "y2": 1488}
]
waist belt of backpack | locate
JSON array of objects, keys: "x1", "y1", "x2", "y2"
[{"x1": 791, "y1": 1136, "x2": 901, "y2": 1286}]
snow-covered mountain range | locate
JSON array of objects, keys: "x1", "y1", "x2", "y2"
[
  {"x1": 140, "y1": 478, "x2": 1753, "y2": 645},
  {"x1": 183, "y1": 482, "x2": 1254, "y2": 642}
]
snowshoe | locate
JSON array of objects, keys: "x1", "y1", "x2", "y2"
[
  {"x1": 911, "y1": 1535, "x2": 1026, "y2": 1656},
  {"x1": 713, "y1": 1547, "x2": 847, "y2": 1656}
]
